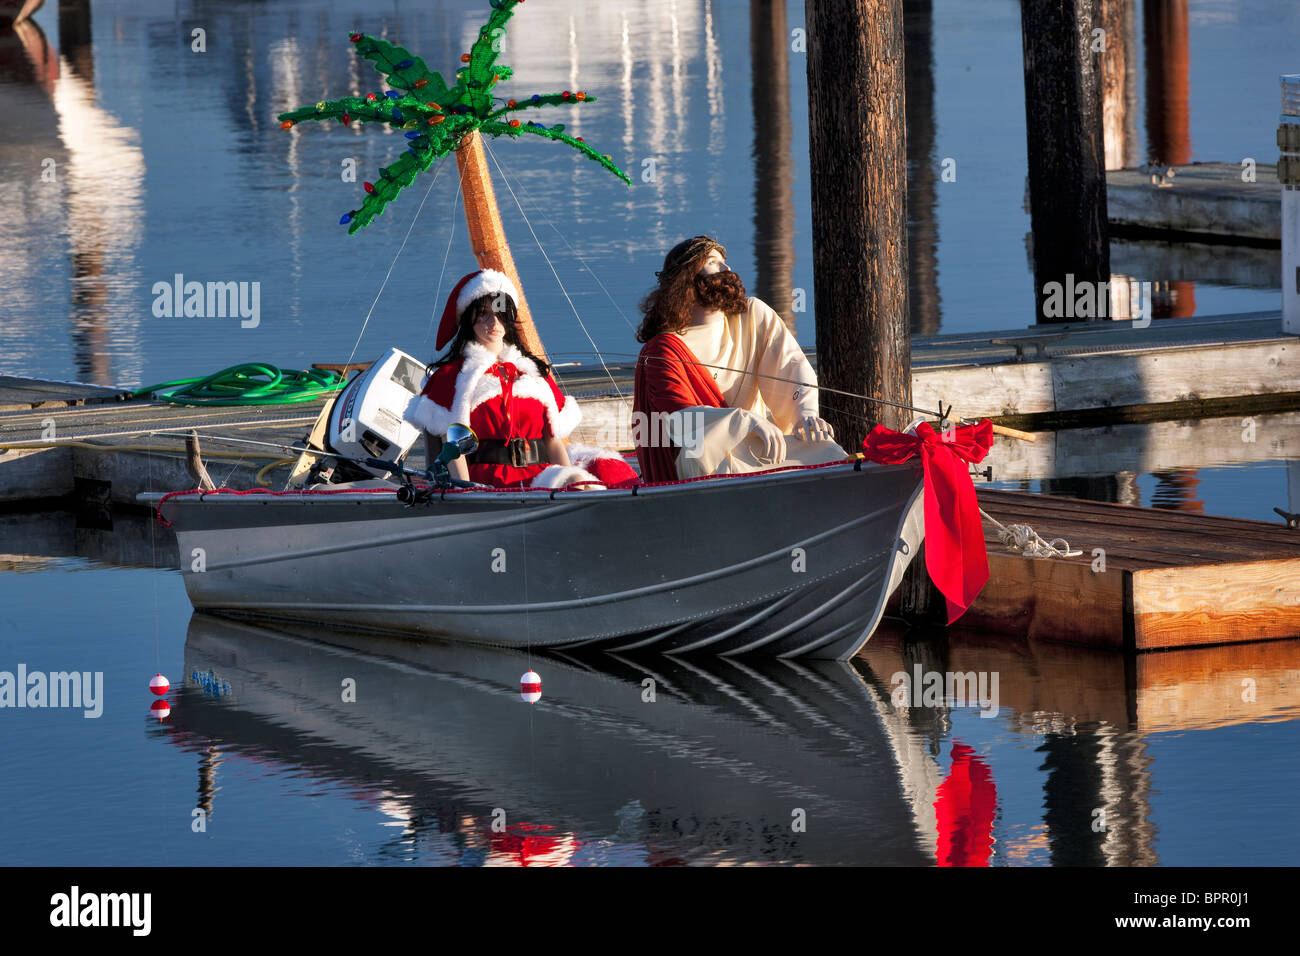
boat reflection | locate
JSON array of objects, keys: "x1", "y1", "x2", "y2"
[
  {"x1": 166, "y1": 612, "x2": 937, "y2": 865},
  {"x1": 160, "y1": 609, "x2": 1300, "y2": 865}
]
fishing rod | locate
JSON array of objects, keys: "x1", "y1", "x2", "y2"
[
  {"x1": 100, "y1": 427, "x2": 484, "y2": 496},
  {"x1": 564, "y1": 351, "x2": 1036, "y2": 443},
  {"x1": 186, "y1": 429, "x2": 487, "y2": 495}
]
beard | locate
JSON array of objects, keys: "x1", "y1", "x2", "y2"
[{"x1": 694, "y1": 270, "x2": 748, "y2": 315}]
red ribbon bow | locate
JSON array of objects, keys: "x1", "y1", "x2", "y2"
[
  {"x1": 862, "y1": 420, "x2": 993, "y2": 623},
  {"x1": 491, "y1": 361, "x2": 520, "y2": 384}
]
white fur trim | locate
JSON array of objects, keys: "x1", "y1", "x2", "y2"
[
  {"x1": 407, "y1": 395, "x2": 453, "y2": 437},
  {"x1": 435, "y1": 341, "x2": 582, "y2": 440},
  {"x1": 531, "y1": 464, "x2": 603, "y2": 490},
  {"x1": 551, "y1": 393, "x2": 582, "y2": 439},
  {"x1": 457, "y1": 269, "x2": 520, "y2": 318},
  {"x1": 566, "y1": 441, "x2": 624, "y2": 471}
]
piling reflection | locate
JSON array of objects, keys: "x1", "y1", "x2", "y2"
[
  {"x1": 860, "y1": 625, "x2": 1300, "y2": 866},
  {"x1": 1143, "y1": 0, "x2": 1196, "y2": 318},
  {"x1": 904, "y1": 0, "x2": 941, "y2": 336},
  {"x1": 0, "y1": 1, "x2": 145, "y2": 384}
]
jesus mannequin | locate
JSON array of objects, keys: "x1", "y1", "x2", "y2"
[{"x1": 633, "y1": 235, "x2": 848, "y2": 482}]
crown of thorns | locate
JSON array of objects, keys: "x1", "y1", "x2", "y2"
[{"x1": 656, "y1": 235, "x2": 725, "y2": 280}]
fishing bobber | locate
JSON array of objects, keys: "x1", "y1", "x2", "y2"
[
  {"x1": 520, "y1": 670, "x2": 541, "y2": 704},
  {"x1": 149, "y1": 674, "x2": 170, "y2": 696},
  {"x1": 150, "y1": 699, "x2": 170, "y2": 721}
]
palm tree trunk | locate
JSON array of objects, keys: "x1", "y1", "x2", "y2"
[{"x1": 455, "y1": 131, "x2": 547, "y2": 360}]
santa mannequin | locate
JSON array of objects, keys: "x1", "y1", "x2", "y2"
[
  {"x1": 409, "y1": 269, "x2": 635, "y2": 490},
  {"x1": 633, "y1": 236, "x2": 848, "y2": 483}
]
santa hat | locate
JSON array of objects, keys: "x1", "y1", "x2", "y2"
[{"x1": 436, "y1": 269, "x2": 521, "y2": 349}]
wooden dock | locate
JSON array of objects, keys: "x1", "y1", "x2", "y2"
[
  {"x1": 0, "y1": 379, "x2": 327, "y2": 504},
  {"x1": 567, "y1": 311, "x2": 1300, "y2": 446},
  {"x1": 1111, "y1": 236, "x2": 1280, "y2": 289},
  {"x1": 2, "y1": 311, "x2": 1299, "y2": 505},
  {"x1": 963, "y1": 489, "x2": 1300, "y2": 651},
  {"x1": 1107, "y1": 161, "x2": 1280, "y2": 244},
  {"x1": 858, "y1": 623, "x2": 1300, "y2": 735}
]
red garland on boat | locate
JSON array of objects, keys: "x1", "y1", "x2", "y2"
[{"x1": 861, "y1": 420, "x2": 993, "y2": 623}]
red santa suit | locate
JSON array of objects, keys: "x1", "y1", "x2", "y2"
[{"x1": 409, "y1": 340, "x2": 632, "y2": 489}]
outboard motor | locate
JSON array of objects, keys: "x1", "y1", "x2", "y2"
[{"x1": 326, "y1": 348, "x2": 429, "y2": 479}]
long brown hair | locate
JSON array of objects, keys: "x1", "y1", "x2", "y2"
[
  {"x1": 431, "y1": 294, "x2": 551, "y2": 376},
  {"x1": 636, "y1": 235, "x2": 725, "y2": 343}
]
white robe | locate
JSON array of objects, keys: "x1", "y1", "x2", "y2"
[{"x1": 671, "y1": 297, "x2": 848, "y2": 479}]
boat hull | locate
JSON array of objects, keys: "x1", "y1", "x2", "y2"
[{"x1": 157, "y1": 461, "x2": 924, "y2": 659}]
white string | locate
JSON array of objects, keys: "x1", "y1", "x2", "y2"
[
  {"x1": 485, "y1": 148, "x2": 639, "y2": 336},
  {"x1": 344, "y1": 159, "x2": 445, "y2": 372},
  {"x1": 424, "y1": 160, "x2": 464, "y2": 353},
  {"x1": 980, "y1": 508, "x2": 1083, "y2": 559},
  {"x1": 481, "y1": 140, "x2": 632, "y2": 411}
]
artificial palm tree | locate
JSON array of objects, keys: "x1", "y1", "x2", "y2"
[{"x1": 279, "y1": 0, "x2": 629, "y2": 356}]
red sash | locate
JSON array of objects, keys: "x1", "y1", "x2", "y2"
[{"x1": 633, "y1": 334, "x2": 727, "y2": 483}]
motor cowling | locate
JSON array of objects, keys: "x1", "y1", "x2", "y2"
[{"x1": 326, "y1": 348, "x2": 429, "y2": 478}]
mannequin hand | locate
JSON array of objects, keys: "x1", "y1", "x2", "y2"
[
  {"x1": 750, "y1": 417, "x2": 787, "y2": 463},
  {"x1": 793, "y1": 416, "x2": 835, "y2": 443}
]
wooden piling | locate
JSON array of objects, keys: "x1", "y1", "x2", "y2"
[
  {"x1": 805, "y1": 0, "x2": 912, "y2": 439},
  {"x1": 750, "y1": 0, "x2": 796, "y2": 325},
  {"x1": 1020, "y1": 0, "x2": 1111, "y2": 323}
]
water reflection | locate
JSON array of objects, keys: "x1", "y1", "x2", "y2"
[
  {"x1": 168, "y1": 613, "x2": 935, "y2": 865},
  {"x1": 0, "y1": 1, "x2": 145, "y2": 383},
  {"x1": 904, "y1": 0, "x2": 941, "y2": 336},
  {"x1": 1143, "y1": 0, "x2": 1196, "y2": 318},
  {"x1": 153, "y1": 611, "x2": 1300, "y2": 866},
  {"x1": 987, "y1": 410, "x2": 1300, "y2": 520},
  {"x1": 1, "y1": 0, "x2": 1288, "y2": 387}
]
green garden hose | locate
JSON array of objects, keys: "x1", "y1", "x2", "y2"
[{"x1": 132, "y1": 363, "x2": 347, "y2": 406}]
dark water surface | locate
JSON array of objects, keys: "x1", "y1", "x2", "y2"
[{"x1": 0, "y1": 532, "x2": 1296, "y2": 867}]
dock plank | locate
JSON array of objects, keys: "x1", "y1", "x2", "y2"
[
  {"x1": 1106, "y1": 162, "x2": 1280, "y2": 243},
  {"x1": 970, "y1": 490, "x2": 1300, "y2": 650}
]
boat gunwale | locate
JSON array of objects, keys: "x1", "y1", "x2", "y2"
[{"x1": 142, "y1": 458, "x2": 920, "y2": 513}]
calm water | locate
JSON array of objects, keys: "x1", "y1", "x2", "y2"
[
  {"x1": 2, "y1": 0, "x2": 1299, "y2": 866},
  {"x1": 1, "y1": 0, "x2": 1295, "y2": 387},
  {"x1": 0, "y1": 530, "x2": 1296, "y2": 867}
]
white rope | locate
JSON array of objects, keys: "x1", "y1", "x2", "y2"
[
  {"x1": 424, "y1": 158, "x2": 464, "y2": 353},
  {"x1": 481, "y1": 141, "x2": 632, "y2": 412},
  {"x1": 344, "y1": 159, "x2": 445, "y2": 372},
  {"x1": 980, "y1": 508, "x2": 1082, "y2": 559},
  {"x1": 484, "y1": 148, "x2": 639, "y2": 337}
]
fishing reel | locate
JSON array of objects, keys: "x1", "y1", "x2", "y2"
[
  {"x1": 394, "y1": 423, "x2": 481, "y2": 504},
  {"x1": 428, "y1": 423, "x2": 479, "y2": 488}
]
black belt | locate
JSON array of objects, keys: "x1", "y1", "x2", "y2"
[{"x1": 467, "y1": 437, "x2": 549, "y2": 468}]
